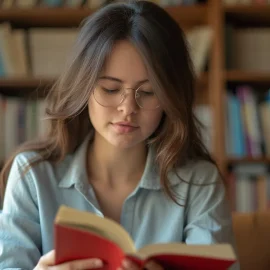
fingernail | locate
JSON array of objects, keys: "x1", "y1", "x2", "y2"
[{"x1": 92, "y1": 259, "x2": 103, "y2": 268}]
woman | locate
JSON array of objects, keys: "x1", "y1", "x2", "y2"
[{"x1": 0, "y1": 1, "x2": 238, "y2": 269}]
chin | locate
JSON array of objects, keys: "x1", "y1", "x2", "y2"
[
  {"x1": 110, "y1": 141, "x2": 140, "y2": 149},
  {"x1": 108, "y1": 137, "x2": 145, "y2": 149}
]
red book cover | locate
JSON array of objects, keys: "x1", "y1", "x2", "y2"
[
  {"x1": 55, "y1": 224, "x2": 124, "y2": 270},
  {"x1": 54, "y1": 224, "x2": 236, "y2": 270}
]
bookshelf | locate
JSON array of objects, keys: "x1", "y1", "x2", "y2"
[
  {"x1": 227, "y1": 157, "x2": 270, "y2": 165},
  {"x1": 225, "y1": 4, "x2": 270, "y2": 26},
  {"x1": 0, "y1": 72, "x2": 207, "y2": 88},
  {"x1": 0, "y1": 73, "x2": 208, "y2": 90},
  {"x1": 222, "y1": 3, "x2": 270, "y2": 173},
  {"x1": 0, "y1": 77, "x2": 53, "y2": 88},
  {"x1": 225, "y1": 71, "x2": 270, "y2": 84},
  {"x1": 1, "y1": 0, "x2": 270, "y2": 189},
  {"x1": 0, "y1": 5, "x2": 207, "y2": 27}
]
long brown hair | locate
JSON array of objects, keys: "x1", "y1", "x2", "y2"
[{"x1": 0, "y1": 0, "x2": 216, "y2": 204}]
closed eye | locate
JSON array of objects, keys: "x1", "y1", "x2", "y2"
[
  {"x1": 139, "y1": 91, "x2": 154, "y2": 96},
  {"x1": 101, "y1": 87, "x2": 120, "y2": 94}
]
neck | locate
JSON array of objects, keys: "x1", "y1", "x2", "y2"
[{"x1": 87, "y1": 134, "x2": 147, "y2": 187}]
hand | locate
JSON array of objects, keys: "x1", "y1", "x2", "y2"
[
  {"x1": 34, "y1": 250, "x2": 104, "y2": 270},
  {"x1": 118, "y1": 259, "x2": 164, "y2": 270}
]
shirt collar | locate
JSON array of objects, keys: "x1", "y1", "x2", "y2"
[
  {"x1": 58, "y1": 134, "x2": 91, "y2": 189},
  {"x1": 138, "y1": 146, "x2": 181, "y2": 190},
  {"x1": 58, "y1": 135, "x2": 181, "y2": 190}
]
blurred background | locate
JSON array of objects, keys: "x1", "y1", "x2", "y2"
[{"x1": 1, "y1": 0, "x2": 270, "y2": 215}]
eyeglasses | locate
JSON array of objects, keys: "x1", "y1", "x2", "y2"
[{"x1": 93, "y1": 84, "x2": 160, "y2": 110}]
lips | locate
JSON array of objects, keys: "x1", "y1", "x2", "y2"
[
  {"x1": 111, "y1": 122, "x2": 139, "y2": 133},
  {"x1": 113, "y1": 122, "x2": 138, "y2": 128}
]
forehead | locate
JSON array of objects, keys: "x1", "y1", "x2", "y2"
[{"x1": 101, "y1": 40, "x2": 149, "y2": 84}]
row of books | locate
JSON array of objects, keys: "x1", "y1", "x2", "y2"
[
  {"x1": 0, "y1": 95, "x2": 47, "y2": 161},
  {"x1": 0, "y1": 23, "x2": 78, "y2": 78},
  {"x1": 0, "y1": 97, "x2": 212, "y2": 162},
  {"x1": 226, "y1": 86, "x2": 270, "y2": 158},
  {"x1": 0, "y1": 23, "x2": 212, "y2": 77},
  {"x1": 1, "y1": 0, "x2": 202, "y2": 9},
  {"x1": 225, "y1": 26, "x2": 270, "y2": 72},
  {"x1": 2, "y1": 89, "x2": 268, "y2": 154},
  {"x1": 228, "y1": 164, "x2": 270, "y2": 212}
]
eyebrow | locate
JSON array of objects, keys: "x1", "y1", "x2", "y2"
[{"x1": 99, "y1": 76, "x2": 149, "y2": 85}]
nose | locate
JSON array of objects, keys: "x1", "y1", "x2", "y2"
[{"x1": 117, "y1": 89, "x2": 138, "y2": 115}]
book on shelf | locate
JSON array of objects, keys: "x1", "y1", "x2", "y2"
[
  {"x1": 0, "y1": 22, "x2": 79, "y2": 78},
  {"x1": 0, "y1": 96, "x2": 47, "y2": 162},
  {"x1": 226, "y1": 26, "x2": 270, "y2": 72},
  {"x1": 54, "y1": 205, "x2": 236, "y2": 270},
  {"x1": 29, "y1": 28, "x2": 78, "y2": 77},
  {"x1": 0, "y1": 23, "x2": 29, "y2": 77},
  {"x1": 226, "y1": 86, "x2": 270, "y2": 158},
  {"x1": 228, "y1": 163, "x2": 270, "y2": 213},
  {"x1": 186, "y1": 25, "x2": 213, "y2": 75}
]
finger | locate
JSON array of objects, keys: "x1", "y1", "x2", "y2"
[
  {"x1": 144, "y1": 260, "x2": 164, "y2": 270},
  {"x1": 49, "y1": 258, "x2": 103, "y2": 270},
  {"x1": 119, "y1": 259, "x2": 140, "y2": 270},
  {"x1": 39, "y1": 250, "x2": 56, "y2": 266}
]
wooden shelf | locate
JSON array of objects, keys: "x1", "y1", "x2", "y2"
[
  {"x1": 225, "y1": 70, "x2": 270, "y2": 83},
  {"x1": 0, "y1": 77, "x2": 54, "y2": 97},
  {"x1": 0, "y1": 8, "x2": 91, "y2": 27},
  {"x1": 165, "y1": 4, "x2": 208, "y2": 27},
  {"x1": 227, "y1": 157, "x2": 270, "y2": 164},
  {"x1": 0, "y1": 77, "x2": 54, "y2": 88},
  {"x1": 0, "y1": 73, "x2": 208, "y2": 93},
  {"x1": 225, "y1": 4, "x2": 270, "y2": 26},
  {"x1": 0, "y1": 5, "x2": 208, "y2": 28}
]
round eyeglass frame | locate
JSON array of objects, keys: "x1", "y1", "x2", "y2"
[{"x1": 93, "y1": 84, "x2": 161, "y2": 110}]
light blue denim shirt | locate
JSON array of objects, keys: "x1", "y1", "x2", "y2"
[{"x1": 0, "y1": 135, "x2": 239, "y2": 270}]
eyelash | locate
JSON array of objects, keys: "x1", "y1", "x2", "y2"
[
  {"x1": 100, "y1": 87, "x2": 154, "y2": 95},
  {"x1": 102, "y1": 88, "x2": 119, "y2": 93}
]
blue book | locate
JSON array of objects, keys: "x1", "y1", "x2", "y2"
[
  {"x1": 44, "y1": 0, "x2": 62, "y2": 7},
  {"x1": 265, "y1": 89, "x2": 270, "y2": 102},
  {"x1": 0, "y1": 52, "x2": 6, "y2": 77},
  {"x1": 226, "y1": 92, "x2": 246, "y2": 157}
]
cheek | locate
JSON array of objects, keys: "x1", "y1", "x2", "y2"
[
  {"x1": 143, "y1": 110, "x2": 163, "y2": 131},
  {"x1": 88, "y1": 95, "x2": 104, "y2": 126},
  {"x1": 88, "y1": 96, "x2": 112, "y2": 126},
  {"x1": 88, "y1": 96, "x2": 96, "y2": 123}
]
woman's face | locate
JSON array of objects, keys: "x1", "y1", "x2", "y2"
[{"x1": 88, "y1": 40, "x2": 163, "y2": 149}]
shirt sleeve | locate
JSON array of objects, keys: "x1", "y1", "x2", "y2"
[
  {"x1": 0, "y1": 153, "x2": 41, "y2": 270},
  {"x1": 183, "y1": 162, "x2": 240, "y2": 270}
]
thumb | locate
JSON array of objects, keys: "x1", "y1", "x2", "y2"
[{"x1": 39, "y1": 250, "x2": 56, "y2": 266}]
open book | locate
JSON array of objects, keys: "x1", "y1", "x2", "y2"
[{"x1": 54, "y1": 205, "x2": 236, "y2": 270}]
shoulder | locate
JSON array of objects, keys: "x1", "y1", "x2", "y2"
[
  {"x1": 7, "y1": 151, "x2": 43, "y2": 182},
  {"x1": 12, "y1": 151, "x2": 42, "y2": 168},
  {"x1": 167, "y1": 159, "x2": 224, "y2": 205},
  {"x1": 172, "y1": 160, "x2": 229, "y2": 215},
  {"x1": 10, "y1": 151, "x2": 51, "y2": 177},
  {"x1": 4, "y1": 151, "x2": 43, "y2": 207},
  {"x1": 4, "y1": 151, "x2": 73, "y2": 205},
  {"x1": 8, "y1": 151, "x2": 72, "y2": 186},
  {"x1": 175, "y1": 159, "x2": 221, "y2": 185}
]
